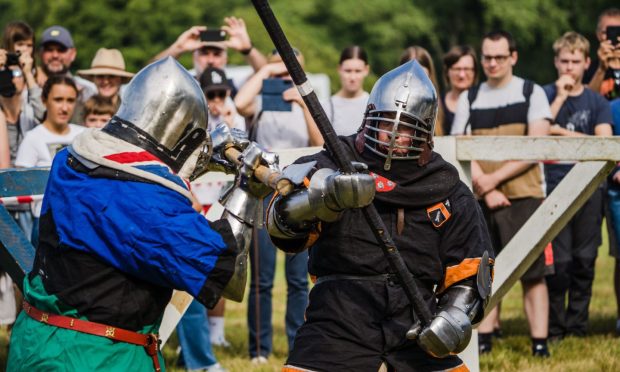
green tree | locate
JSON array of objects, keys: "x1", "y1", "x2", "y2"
[{"x1": 0, "y1": 0, "x2": 617, "y2": 92}]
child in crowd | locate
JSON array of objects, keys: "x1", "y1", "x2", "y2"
[{"x1": 83, "y1": 95, "x2": 117, "y2": 129}]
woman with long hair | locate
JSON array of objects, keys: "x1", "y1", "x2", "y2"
[
  {"x1": 323, "y1": 45, "x2": 371, "y2": 137},
  {"x1": 0, "y1": 23, "x2": 44, "y2": 252},
  {"x1": 442, "y1": 45, "x2": 478, "y2": 135},
  {"x1": 15, "y1": 76, "x2": 84, "y2": 245},
  {"x1": 0, "y1": 21, "x2": 45, "y2": 126}
]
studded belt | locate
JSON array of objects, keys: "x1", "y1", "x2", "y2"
[{"x1": 22, "y1": 301, "x2": 161, "y2": 371}]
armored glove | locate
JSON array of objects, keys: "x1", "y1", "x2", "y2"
[
  {"x1": 417, "y1": 252, "x2": 492, "y2": 357},
  {"x1": 417, "y1": 277, "x2": 490, "y2": 358},
  {"x1": 233, "y1": 141, "x2": 279, "y2": 199},
  {"x1": 267, "y1": 162, "x2": 376, "y2": 243},
  {"x1": 308, "y1": 162, "x2": 376, "y2": 222},
  {"x1": 207, "y1": 123, "x2": 251, "y2": 175},
  {"x1": 416, "y1": 295, "x2": 475, "y2": 358}
]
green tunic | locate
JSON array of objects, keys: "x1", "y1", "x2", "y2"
[{"x1": 7, "y1": 275, "x2": 164, "y2": 371}]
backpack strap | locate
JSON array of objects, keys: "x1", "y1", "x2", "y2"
[
  {"x1": 522, "y1": 79, "x2": 534, "y2": 106},
  {"x1": 463, "y1": 84, "x2": 481, "y2": 134},
  {"x1": 522, "y1": 79, "x2": 535, "y2": 134}
]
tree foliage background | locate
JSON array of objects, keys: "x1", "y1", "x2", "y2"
[{"x1": 0, "y1": 0, "x2": 617, "y2": 92}]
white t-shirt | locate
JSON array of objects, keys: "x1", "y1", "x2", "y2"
[
  {"x1": 322, "y1": 92, "x2": 369, "y2": 136},
  {"x1": 15, "y1": 124, "x2": 85, "y2": 168},
  {"x1": 254, "y1": 95, "x2": 309, "y2": 151},
  {"x1": 450, "y1": 76, "x2": 552, "y2": 135},
  {"x1": 15, "y1": 124, "x2": 85, "y2": 217}
]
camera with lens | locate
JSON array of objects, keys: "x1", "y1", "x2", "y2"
[
  {"x1": 6, "y1": 52, "x2": 21, "y2": 67},
  {"x1": 0, "y1": 52, "x2": 21, "y2": 97}
]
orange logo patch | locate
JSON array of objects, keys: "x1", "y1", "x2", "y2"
[{"x1": 426, "y1": 200, "x2": 452, "y2": 228}]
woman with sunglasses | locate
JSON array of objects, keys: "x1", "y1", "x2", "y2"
[
  {"x1": 0, "y1": 61, "x2": 41, "y2": 240},
  {"x1": 200, "y1": 67, "x2": 245, "y2": 131}
]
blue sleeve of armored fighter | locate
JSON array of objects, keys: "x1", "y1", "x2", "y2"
[{"x1": 42, "y1": 151, "x2": 236, "y2": 303}]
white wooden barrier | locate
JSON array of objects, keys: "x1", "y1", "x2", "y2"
[{"x1": 438, "y1": 136, "x2": 620, "y2": 371}]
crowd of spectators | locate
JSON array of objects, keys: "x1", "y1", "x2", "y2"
[{"x1": 1, "y1": 7, "x2": 620, "y2": 371}]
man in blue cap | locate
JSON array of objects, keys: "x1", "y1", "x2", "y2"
[{"x1": 37, "y1": 25, "x2": 97, "y2": 123}]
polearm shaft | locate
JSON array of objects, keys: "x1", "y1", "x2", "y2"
[{"x1": 251, "y1": 0, "x2": 433, "y2": 327}]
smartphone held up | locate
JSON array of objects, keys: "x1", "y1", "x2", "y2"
[
  {"x1": 261, "y1": 78, "x2": 293, "y2": 112},
  {"x1": 607, "y1": 25, "x2": 620, "y2": 46},
  {"x1": 200, "y1": 29, "x2": 226, "y2": 42}
]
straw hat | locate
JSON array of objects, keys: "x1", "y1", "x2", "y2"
[{"x1": 78, "y1": 48, "x2": 135, "y2": 82}]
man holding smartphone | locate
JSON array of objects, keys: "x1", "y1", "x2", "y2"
[
  {"x1": 585, "y1": 8, "x2": 620, "y2": 98},
  {"x1": 154, "y1": 17, "x2": 267, "y2": 94}
]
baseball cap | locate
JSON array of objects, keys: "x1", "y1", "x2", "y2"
[
  {"x1": 199, "y1": 67, "x2": 231, "y2": 92},
  {"x1": 198, "y1": 42, "x2": 227, "y2": 52},
  {"x1": 41, "y1": 26, "x2": 74, "y2": 49}
]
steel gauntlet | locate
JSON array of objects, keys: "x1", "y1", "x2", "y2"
[
  {"x1": 417, "y1": 284, "x2": 482, "y2": 358},
  {"x1": 417, "y1": 252, "x2": 492, "y2": 358},
  {"x1": 267, "y1": 162, "x2": 375, "y2": 241}
]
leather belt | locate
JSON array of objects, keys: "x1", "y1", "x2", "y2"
[
  {"x1": 315, "y1": 273, "x2": 401, "y2": 285},
  {"x1": 23, "y1": 301, "x2": 161, "y2": 371}
]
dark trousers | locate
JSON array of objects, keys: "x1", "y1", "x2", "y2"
[
  {"x1": 247, "y1": 225, "x2": 309, "y2": 358},
  {"x1": 546, "y1": 188, "x2": 603, "y2": 337},
  {"x1": 287, "y1": 278, "x2": 463, "y2": 372}
]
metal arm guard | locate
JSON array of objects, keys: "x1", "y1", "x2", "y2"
[
  {"x1": 218, "y1": 142, "x2": 276, "y2": 302},
  {"x1": 417, "y1": 252, "x2": 492, "y2": 358},
  {"x1": 267, "y1": 166, "x2": 375, "y2": 241},
  {"x1": 218, "y1": 189, "x2": 258, "y2": 302}
]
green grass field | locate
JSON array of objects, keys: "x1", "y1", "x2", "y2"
[{"x1": 2, "y1": 229, "x2": 620, "y2": 372}]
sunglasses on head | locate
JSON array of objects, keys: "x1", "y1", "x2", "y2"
[
  {"x1": 270, "y1": 48, "x2": 301, "y2": 57},
  {"x1": 206, "y1": 90, "x2": 227, "y2": 100}
]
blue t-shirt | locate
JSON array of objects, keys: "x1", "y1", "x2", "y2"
[
  {"x1": 610, "y1": 99, "x2": 620, "y2": 181},
  {"x1": 543, "y1": 84, "x2": 612, "y2": 193},
  {"x1": 612, "y1": 98, "x2": 620, "y2": 135}
]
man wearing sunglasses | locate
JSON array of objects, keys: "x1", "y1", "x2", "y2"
[
  {"x1": 200, "y1": 67, "x2": 245, "y2": 131},
  {"x1": 451, "y1": 30, "x2": 552, "y2": 357}
]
